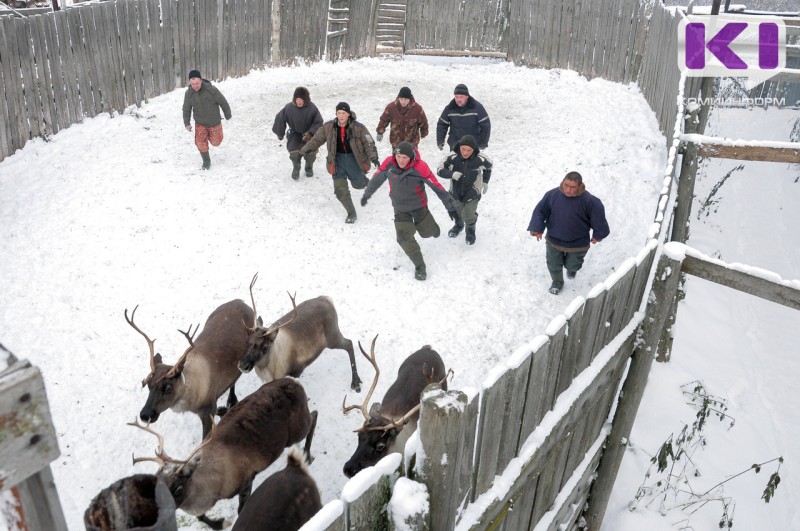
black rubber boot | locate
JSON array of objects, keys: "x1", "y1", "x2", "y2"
[
  {"x1": 304, "y1": 152, "x2": 316, "y2": 177},
  {"x1": 289, "y1": 152, "x2": 302, "y2": 180},
  {"x1": 200, "y1": 151, "x2": 211, "y2": 170},
  {"x1": 465, "y1": 224, "x2": 476, "y2": 245}
]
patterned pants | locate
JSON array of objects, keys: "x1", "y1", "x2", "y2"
[{"x1": 194, "y1": 123, "x2": 223, "y2": 152}]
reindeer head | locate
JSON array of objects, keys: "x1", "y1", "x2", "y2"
[
  {"x1": 238, "y1": 273, "x2": 298, "y2": 373},
  {"x1": 125, "y1": 306, "x2": 197, "y2": 424}
]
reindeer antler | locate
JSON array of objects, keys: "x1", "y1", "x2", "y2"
[
  {"x1": 261, "y1": 292, "x2": 298, "y2": 337},
  {"x1": 176, "y1": 415, "x2": 217, "y2": 475},
  {"x1": 164, "y1": 323, "x2": 198, "y2": 379},
  {"x1": 128, "y1": 418, "x2": 181, "y2": 469},
  {"x1": 365, "y1": 366, "x2": 454, "y2": 433},
  {"x1": 125, "y1": 306, "x2": 158, "y2": 387},
  {"x1": 342, "y1": 335, "x2": 380, "y2": 423},
  {"x1": 244, "y1": 272, "x2": 260, "y2": 331}
]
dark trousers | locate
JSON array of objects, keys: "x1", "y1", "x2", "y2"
[
  {"x1": 332, "y1": 153, "x2": 368, "y2": 215},
  {"x1": 394, "y1": 207, "x2": 440, "y2": 267},
  {"x1": 546, "y1": 242, "x2": 587, "y2": 284}
]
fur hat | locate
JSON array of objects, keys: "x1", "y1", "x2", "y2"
[
  {"x1": 188, "y1": 69, "x2": 202, "y2": 79},
  {"x1": 336, "y1": 102, "x2": 351, "y2": 114},
  {"x1": 459, "y1": 135, "x2": 478, "y2": 151},
  {"x1": 453, "y1": 84, "x2": 469, "y2": 96},
  {"x1": 293, "y1": 86, "x2": 310, "y2": 104},
  {"x1": 394, "y1": 141, "x2": 415, "y2": 160},
  {"x1": 398, "y1": 86, "x2": 413, "y2": 99}
]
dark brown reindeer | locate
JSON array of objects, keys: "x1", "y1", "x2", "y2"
[
  {"x1": 126, "y1": 299, "x2": 253, "y2": 439},
  {"x1": 238, "y1": 273, "x2": 362, "y2": 392},
  {"x1": 231, "y1": 446, "x2": 322, "y2": 531},
  {"x1": 130, "y1": 377, "x2": 318, "y2": 530},
  {"x1": 342, "y1": 338, "x2": 449, "y2": 478}
]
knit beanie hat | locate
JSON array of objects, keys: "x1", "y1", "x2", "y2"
[
  {"x1": 336, "y1": 102, "x2": 351, "y2": 114},
  {"x1": 453, "y1": 84, "x2": 469, "y2": 96},
  {"x1": 394, "y1": 141, "x2": 415, "y2": 160},
  {"x1": 459, "y1": 135, "x2": 478, "y2": 151},
  {"x1": 188, "y1": 69, "x2": 202, "y2": 79},
  {"x1": 398, "y1": 86, "x2": 413, "y2": 99},
  {"x1": 293, "y1": 86, "x2": 310, "y2": 104}
]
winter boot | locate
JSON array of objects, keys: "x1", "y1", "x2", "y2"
[
  {"x1": 566, "y1": 270, "x2": 577, "y2": 279},
  {"x1": 333, "y1": 179, "x2": 357, "y2": 223},
  {"x1": 409, "y1": 252, "x2": 426, "y2": 281},
  {"x1": 289, "y1": 152, "x2": 302, "y2": 180},
  {"x1": 465, "y1": 224, "x2": 476, "y2": 245},
  {"x1": 448, "y1": 221, "x2": 464, "y2": 238},
  {"x1": 304, "y1": 152, "x2": 316, "y2": 177},
  {"x1": 549, "y1": 281, "x2": 564, "y2": 295},
  {"x1": 200, "y1": 151, "x2": 211, "y2": 170}
]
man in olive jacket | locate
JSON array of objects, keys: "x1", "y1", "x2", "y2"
[
  {"x1": 182, "y1": 69, "x2": 232, "y2": 170},
  {"x1": 300, "y1": 102, "x2": 379, "y2": 224},
  {"x1": 272, "y1": 86, "x2": 323, "y2": 179}
]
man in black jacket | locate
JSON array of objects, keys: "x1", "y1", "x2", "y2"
[
  {"x1": 272, "y1": 87, "x2": 323, "y2": 180},
  {"x1": 436, "y1": 84, "x2": 491, "y2": 152}
]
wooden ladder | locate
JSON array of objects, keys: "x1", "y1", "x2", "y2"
[{"x1": 375, "y1": 0, "x2": 406, "y2": 57}]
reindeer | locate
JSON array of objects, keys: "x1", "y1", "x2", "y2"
[
  {"x1": 126, "y1": 299, "x2": 253, "y2": 439},
  {"x1": 342, "y1": 338, "x2": 449, "y2": 478},
  {"x1": 231, "y1": 446, "x2": 321, "y2": 531},
  {"x1": 130, "y1": 377, "x2": 318, "y2": 530},
  {"x1": 238, "y1": 273, "x2": 362, "y2": 392}
]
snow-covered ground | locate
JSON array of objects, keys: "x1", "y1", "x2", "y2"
[{"x1": 0, "y1": 55, "x2": 792, "y2": 530}]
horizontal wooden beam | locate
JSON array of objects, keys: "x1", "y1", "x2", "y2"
[
  {"x1": 697, "y1": 143, "x2": 800, "y2": 163},
  {"x1": 404, "y1": 49, "x2": 507, "y2": 58},
  {"x1": 681, "y1": 255, "x2": 800, "y2": 311},
  {"x1": 680, "y1": 134, "x2": 800, "y2": 163}
]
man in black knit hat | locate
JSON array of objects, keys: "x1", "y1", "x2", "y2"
[
  {"x1": 436, "y1": 83, "x2": 491, "y2": 152},
  {"x1": 272, "y1": 86, "x2": 323, "y2": 179},
  {"x1": 300, "y1": 102, "x2": 379, "y2": 223},
  {"x1": 375, "y1": 86, "x2": 429, "y2": 149},
  {"x1": 182, "y1": 69, "x2": 232, "y2": 170}
]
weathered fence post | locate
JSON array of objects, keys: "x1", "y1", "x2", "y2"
[
  {"x1": 270, "y1": 0, "x2": 281, "y2": 65},
  {"x1": 0, "y1": 358, "x2": 67, "y2": 531},
  {"x1": 583, "y1": 249, "x2": 684, "y2": 529},
  {"x1": 416, "y1": 385, "x2": 478, "y2": 531}
]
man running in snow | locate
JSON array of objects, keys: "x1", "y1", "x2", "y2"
[
  {"x1": 272, "y1": 86, "x2": 323, "y2": 180},
  {"x1": 182, "y1": 69, "x2": 231, "y2": 170}
]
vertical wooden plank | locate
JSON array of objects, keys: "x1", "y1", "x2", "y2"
[
  {"x1": 580, "y1": 0, "x2": 598, "y2": 77},
  {"x1": 574, "y1": 286, "x2": 607, "y2": 370},
  {"x1": 0, "y1": 18, "x2": 22, "y2": 154},
  {"x1": 29, "y1": 17, "x2": 54, "y2": 136},
  {"x1": 127, "y1": 0, "x2": 144, "y2": 105},
  {"x1": 554, "y1": 303, "x2": 585, "y2": 396},
  {"x1": 499, "y1": 473, "x2": 539, "y2": 531},
  {"x1": 54, "y1": 11, "x2": 80, "y2": 125},
  {"x1": 558, "y1": 0, "x2": 575, "y2": 69},
  {"x1": 145, "y1": 0, "x2": 161, "y2": 96},
  {"x1": 517, "y1": 337, "x2": 550, "y2": 449},
  {"x1": 622, "y1": 243, "x2": 657, "y2": 326},
  {"x1": 66, "y1": 8, "x2": 91, "y2": 118},
  {"x1": 42, "y1": 13, "x2": 69, "y2": 132},
  {"x1": 541, "y1": 320, "x2": 567, "y2": 411},
  {"x1": 9, "y1": 467, "x2": 68, "y2": 531},
  {"x1": 138, "y1": 0, "x2": 154, "y2": 100},
  {"x1": 80, "y1": 5, "x2": 105, "y2": 115},
  {"x1": 418, "y1": 387, "x2": 477, "y2": 530}
]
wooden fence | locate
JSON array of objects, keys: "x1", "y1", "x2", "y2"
[{"x1": 405, "y1": 0, "x2": 509, "y2": 54}]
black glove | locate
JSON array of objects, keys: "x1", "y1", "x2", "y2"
[
  {"x1": 372, "y1": 158, "x2": 380, "y2": 169},
  {"x1": 302, "y1": 132, "x2": 313, "y2": 143},
  {"x1": 376, "y1": 133, "x2": 383, "y2": 142},
  {"x1": 361, "y1": 196, "x2": 368, "y2": 207},
  {"x1": 277, "y1": 135, "x2": 284, "y2": 141},
  {"x1": 448, "y1": 210, "x2": 458, "y2": 221},
  {"x1": 438, "y1": 144, "x2": 444, "y2": 151}
]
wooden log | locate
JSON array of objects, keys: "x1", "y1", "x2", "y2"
[
  {"x1": 403, "y1": 48, "x2": 506, "y2": 58},
  {"x1": 417, "y1": 386, "x2": 477, "y2": 529},
  {"x1": 693, "y1": 142, "x2": 800, "y2": 163},
  {"x1": 681, "y1": 254, "x2": 800, "y2": 310},
  {"x1": 6, "y1": 466, "x2": 68, "y2": 531},
  {"x1": 583, "y1": 251, "x2": 684, "y2": 529},
  {"x1": 0, "y1": 360, "x2": 61, "y2": 490}
]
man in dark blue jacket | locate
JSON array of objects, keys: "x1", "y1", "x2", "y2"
[
  {"x1": 436, "y1": 84, "x2": 491, "y2": 152},
  {"x1": 528, "y1": 172, "x2": 610, "y2": 295}
]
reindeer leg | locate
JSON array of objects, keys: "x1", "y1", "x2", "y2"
[
  {"x1": 237, "y1": 478, "x2": 253, "y2": 514},
  {"x1": 303, "y1": 410, "x2": 318, "y2": 464},
  {"x1": 197, "y1": 513, "x2": 225, "y2": 530},
  {"x1": 341, "y1": 338, "x2": 362, "y2": 392},
  {"x1": 216, "y1": 384, "x2": 238, "y2": 417},
  {"x1": 199, "y1": 408, "x2": 214, "y2": 439}
]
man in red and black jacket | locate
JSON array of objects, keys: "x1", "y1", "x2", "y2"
[{"x1": 361, "y1": 142, "x2": 459, "y2": 281}]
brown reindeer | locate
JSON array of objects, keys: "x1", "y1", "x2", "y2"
[
  {"x1": 342, "y1": 338, "x2": 449, "y2": 478},
  {"x1": 130, "y1": 377, "x2": 317, "y2": 530},
  {"x1": 238, "y1": 273, "x2": 362, "y2": 391},
  {"x1": 231, "y1": 446, "x2": 321, "y2": 531},
  {"x1": 126, "y1": 299, "x2": 253, "y2": 439}
]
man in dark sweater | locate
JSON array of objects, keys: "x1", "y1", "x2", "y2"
[
  {"x1": 272, "y1": 86, "x2": 323, "y2": 180},
  {"x1": 182, "y1": 69, "x2": 232, "y2": 170},
  {"x1": 528, "y1": 172, "x2": 610, "y2": 295}
]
